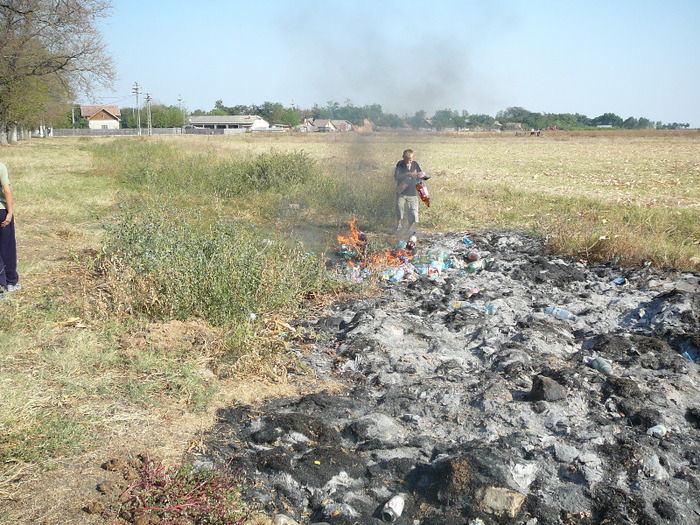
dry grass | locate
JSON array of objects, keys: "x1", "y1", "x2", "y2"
[{"x1": 149, "y1": 129, "x2": 698, "y2": 268}]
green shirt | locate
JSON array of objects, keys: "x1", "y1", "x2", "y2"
[{"x1": 0, "y1": 162, "x2": 9, "y2": 209}]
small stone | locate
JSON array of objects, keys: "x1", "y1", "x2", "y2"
[
  {"x1": 478, "y1": 486, "x2": 526, "y2": 518},
  {"x1": 530, "y1": 375, "x2": 568, "y2": 402},
  {"x1": 275, "y1": 514, "x2": 301, "y2": 525},
  {"x1": 133, "y1": 510, "x2": 151, "y2": 525},
  {"x1": 554, "y1": 443, "x2": 579, "y2": 463},
  {"x1": 86, "y1": 500, "x2": 104, "y2": 514},
  {"x1": 101, "y1": 458, "x2": 124, "y2": 471},
  {"x1": 97, "y1": 481, "x2": 118, "y2": 494},
  {"x1": 533, "y1": 400, "x2": 548, "y2": 413}
]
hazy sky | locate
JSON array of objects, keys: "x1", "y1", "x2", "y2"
[{"x1": 94, "y1": 0, "x2": 700, "y2": 127}]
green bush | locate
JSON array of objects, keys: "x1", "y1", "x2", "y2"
[
  {"x1": 90, "y1": 141, "x2": 319, "y2": 198},
  {"x1": 101, "y1": 206, "x2": 334, "y2": 326}
]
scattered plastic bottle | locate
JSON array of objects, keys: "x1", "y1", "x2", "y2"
[
  {"x1": 389, "y1": 267, "x2": 405, "y2": 282},
  {"x1": 416, "y1": 181, "x2": 430, "y2": 207},
  {"x1": 381, "y1": 494, "x2": 406, "y2": 522},
  {"x1": 406, "y1": 232, "x2": 417, "y2": 252},
  {"x1": 465, "y1": 260, "x2": 487, "y2": 273},
  {"x1": 544, "y1": 306, "x2": 576, "y2": 321},
  {"x1": 430, "y1": 260, "x2": 445, "y2": 273},
  {"x1": 469, "y1": 301, "x2": 496, "y2": 315},
  {"x1": 584, "y1": 356, "x2": 613, "y2": 375},
  {"x1": 415, "y1": 264, "x2": 429, "y2": 276},
  {"x1": 463, "y1": 287, "x2": 480, "y2": 298},
  {"x1": 646, "y1": 424, "x2": 667, "y2": 438}
]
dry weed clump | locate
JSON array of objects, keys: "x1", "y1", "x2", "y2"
[{"x1": 99, "y1": 452, "x2": 253, "y2": 524}]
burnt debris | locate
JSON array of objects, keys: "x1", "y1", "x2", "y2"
[{"x1": 200, "y1": 230, "x2": 700, "y2": 524}]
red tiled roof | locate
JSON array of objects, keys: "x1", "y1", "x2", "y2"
[{"x1": 80, "y1": 105, "x2": 121, "y2": 119}]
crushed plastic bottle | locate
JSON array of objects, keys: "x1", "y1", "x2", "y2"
[
  {"x1": 465, "y1": 259, "x2": 489, "y2": 273},
  {"x1": 544, "y1": 306, "x2": 576, "y2": 321},
  {"x1": 391, "y1": 268, "x2": 405, "y2": 282},
  {"x1": 449, "y1": 255, "x2": 465, "y2": 270},
  {"x1": 646, "y1": 424, "x2": 667, "y2": 438},
  {"x1": 583, "y1": 356, "x2": 613, "y2": 375},
  {"x1": 381, "y1": 494, "x2": 406, "y2": 522},
  {"x1": 468, "y1": 301, "x2": 496, "y2": 315}
]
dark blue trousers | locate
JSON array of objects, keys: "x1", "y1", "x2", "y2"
[{"x1": 0, "y1": 209, "x2": 18, "y2": 289}]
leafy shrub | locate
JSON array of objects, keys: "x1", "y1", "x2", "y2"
[
  {"x1": 212, "y1": 149, "x2": 319, "y2": 197},
  {"x1": 90, "y1": 141, "x2": 319, "y2": 198},
  {"x1": 100, "y1": 205, "x2": 334, "y2": 326}
]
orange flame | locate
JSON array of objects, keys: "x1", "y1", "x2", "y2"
[{"x1": 336, "y1": 219, "x2": 413, "y2": 270}]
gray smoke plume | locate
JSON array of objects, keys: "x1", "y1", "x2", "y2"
[{"x1": 276, "y1": 2, "x2": 508, "y2": 115}]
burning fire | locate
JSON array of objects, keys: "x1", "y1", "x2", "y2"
[{"x1": 336, "y1": 219, "x2": 411, "y2": 269}]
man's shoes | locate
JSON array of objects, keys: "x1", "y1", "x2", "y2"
[
  {"x1": 6, "y1": 283, "x2": 21, "y2": 292},
  {"x1": 395, "y1": 223, "x2": 403, "y2": 233}
]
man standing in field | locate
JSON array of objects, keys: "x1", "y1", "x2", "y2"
[
  {"x1": 0, "y1": 162, "x2": 20, "y2": 295},
  {"x1": 394, "y1": 149, "x2": 426, "y2": 233}
]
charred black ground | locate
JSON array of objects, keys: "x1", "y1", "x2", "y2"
[{"x1": 199, "y1": 230, "x2": 700, "y2": 525}]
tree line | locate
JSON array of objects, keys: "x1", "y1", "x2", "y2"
[{"x1": 85, "y1": 100, "x2": 688, "y2": 131}]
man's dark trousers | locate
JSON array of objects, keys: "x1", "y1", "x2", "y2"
[{"x1": 0, "y1": 209, "x2": 18, "y2": 289}]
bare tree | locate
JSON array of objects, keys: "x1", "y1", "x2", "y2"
[{"x1": 0, "y1": 0, "x2": 115, "y2": 141}]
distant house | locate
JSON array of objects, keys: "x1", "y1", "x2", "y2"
[
  {"x1": 330, "y1": 119, "x2": 353, "y2": 132},
  {"x1": 188, "y1": 115, "x2": 269, "y2": 131},
  {"x1": 312, "y1": 119, "x2": 336, "y2": 132},
  {"x1": 297, "y1": 120, "x2": 317, "y2": 132},
  {"x1": 81, "y1": 105, "x2": 121, "y2": 130}
]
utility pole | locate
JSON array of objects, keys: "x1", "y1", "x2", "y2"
[
  {"x1": 132, "y1": 82, "x2": 141, "y2": 135},
  {"x1": 146, "y1": 93, "x2": 152, "y2": 135},
  {"x1": 178, "y1": 94, "x2": 183, "y2": 134}
]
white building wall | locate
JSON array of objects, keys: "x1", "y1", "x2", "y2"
[{"x1": 88, "y1": 119, "x2": 120, "y2": 130}]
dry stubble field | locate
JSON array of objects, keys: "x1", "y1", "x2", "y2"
[{"x1": 0, "y1": 130, "x2": 698, "y2": 524}]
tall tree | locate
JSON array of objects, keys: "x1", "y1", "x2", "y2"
[{"x1": 0, "y1": 0, "x2": 115, "y2": 141}]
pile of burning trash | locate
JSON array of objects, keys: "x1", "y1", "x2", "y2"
[
  {"x1": 333, "y1": 219, "x2": 493, "y2": 284},
  {"x1": 200, "y1": 228, "x2": 700, "y2": 525}
]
